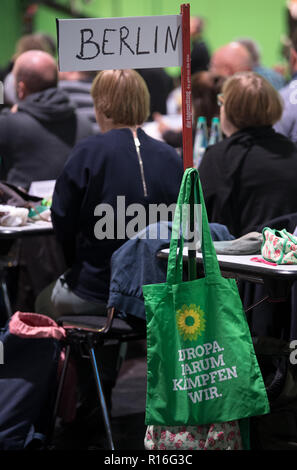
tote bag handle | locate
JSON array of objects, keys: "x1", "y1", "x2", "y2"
[{"x1": 166, "y1": 168, "x2": 221, "y2": 285}]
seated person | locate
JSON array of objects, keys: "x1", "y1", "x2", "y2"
[
  {"x1": 274, "y1": 29, "x2": 297, "y2": 142},
  {"x1": 136, "y1": 68, "x2": 174, "y2": 120},
  {"x1": 198, "y1": 72, "x2": 297, "y2": 238},
  {"x1": 154, "y1": 71, "x2": 225, "y2": 148},
  {"x1": 237, "y1": 37, "x2": 285, "y2": 91},
  {"x1": 58, "y1": 70, "x2": 100, "y2": 134},
  {"x1": 34, "y1": 70, "x2": 183, "y2": 435},
  {"x1": 191, "y1": 71, "x2": 225, "y2": 131},
  {"x1": 0, "y1": 50, "x2": 93, "y2": 190},
  {"x1": 35, "y1": 69, "x2": 183, "y2": 319},
  {"x1": 0, "y1": 50, "x2": 94, "y2": 314}
]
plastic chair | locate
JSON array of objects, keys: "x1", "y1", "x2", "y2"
[{"x1": 48, "y1": 306, "x2": 146, "y2": 450}]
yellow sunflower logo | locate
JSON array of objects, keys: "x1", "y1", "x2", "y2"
[{"x1": 176, "y1": 304, "x2": 206, "y2": 341}]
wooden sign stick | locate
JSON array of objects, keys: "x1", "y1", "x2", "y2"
[
  {"x1": 180, "y1": 4, "x2": 196, "y2": 279},
  {"x1": 180, "y1": 3, "x2": 193, "y2": 170}
]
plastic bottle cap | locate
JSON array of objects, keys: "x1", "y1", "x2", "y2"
[
  {"x1": 212, "y1": 117, "x2": 220, "y2": 123},
  {"x1": 198, "y1": 116, "x2": 207, "y2": 122}
]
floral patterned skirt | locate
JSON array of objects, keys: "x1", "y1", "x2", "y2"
[{"x1": 144, "y1": 421, "x2": 243, "y2": 450}]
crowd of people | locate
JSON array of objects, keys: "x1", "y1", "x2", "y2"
[{"x1": 1, "y1": 15, "x2": 297, "y2": 450}]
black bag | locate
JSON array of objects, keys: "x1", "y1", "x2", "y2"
[
  {"x1": 0, "y1": 313, "x2": 63, "y2": 449},
  {"x1": 250, "y1": 336, "x2": 297, "y2": 450}
]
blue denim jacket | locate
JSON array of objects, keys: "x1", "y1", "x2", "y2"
[{"x1": 107, "y1": 222, "x2": 234, "y2": 320}]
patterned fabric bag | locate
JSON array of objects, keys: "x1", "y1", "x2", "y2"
[
  {"x1": 144, "y1": 421, "x2": 243, "y2": 450},
  {"x1": 262, "y1": 227, "x2": 297, "y2": 264}
]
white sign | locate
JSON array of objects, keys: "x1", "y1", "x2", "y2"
[
  {"x1": 29, "y1": 180, "x2": 56, "y2": 198},
  {"x1": 57, "y1": 15, "x2": 182, "y2": 72}
]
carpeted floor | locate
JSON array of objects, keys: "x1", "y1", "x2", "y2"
[
  {"x1": 51, "y1": 339, "x2": 147, "y2": 450},
  {"x1": 110, "y1": 352, "x2": 147, "y2": 450}
]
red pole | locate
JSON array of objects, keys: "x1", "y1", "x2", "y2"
[{"x1": 180, "y1": 3, "x2": 193, "y2": 170}]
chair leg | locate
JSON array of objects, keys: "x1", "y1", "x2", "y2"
[
  {"x1": 89, "y1": 346, "x2": 115, "y2": 450},
  {"x1": 46, "y1": 344, "x2": 71, "y2": 447},
  {"x1": 0, "y1": 277, "x2": 13, "y2": 319}
]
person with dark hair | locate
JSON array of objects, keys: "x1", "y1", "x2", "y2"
[
  {"x1": 0, "y1": 50, "x2": 93, "y2": 189},
  {"x1": 153, "y1": 71, "x2": 225, "y2": 148},
  {"x1": 136, "y1": 68, "x2": 174, "y2": 120},
  {"x1": 191, "y1": 71, "x2": 225, "y2": 129},
  {"x1": 274, "y1": 29, "x2": 297, "y2": 141},
  {"x1": 190, "y1": 16, "x2": 211, "y2": 74},
  {"x1": 199, "y1": 72, "x2": 297, "y2": 238}
]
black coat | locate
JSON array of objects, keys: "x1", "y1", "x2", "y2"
[
  {"x1": 199, "y1": 126, "x2": 297, "y2": 238},
  {"x1": 136, "y1": 68, "x2": 174, "y2": 119},
  {"x1": 191, "y1": 39, "x2": 210, "y2": 74}
]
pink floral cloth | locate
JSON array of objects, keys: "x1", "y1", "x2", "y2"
[
  {"x1": 261, "y1": 228, "x2": 297, "y2": 264},
  {"x1": 145, "y1": 421, "x2": 243, "y2": 450}
]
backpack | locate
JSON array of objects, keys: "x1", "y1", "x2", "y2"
[
  {"x1": 251, "y1": 336, "x2": 297, "y2": 450},
  {"x1": 0, "y1": 312, "x2": 65, "y2": 449}
]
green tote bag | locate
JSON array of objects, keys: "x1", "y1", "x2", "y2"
[{"x1": 142, "y1": 168, "x2": 269, "y2": 426}]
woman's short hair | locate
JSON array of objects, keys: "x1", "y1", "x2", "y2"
[
  {"x1": 222, "y1": 72, "x2": 283, "y2": 129},
  {"x1": 91, "y1": 69, "x2": 150, "y2": 126}
]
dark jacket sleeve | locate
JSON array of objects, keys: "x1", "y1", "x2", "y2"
[
  {"x1": 0, "y1": 114, "x2": 11, "y2": 181},
  {"x1": 198, "y1": 146, "x2": 223, "y2": 217},
  {"x1": 51, "y1": 145, "x2": 89, "y2": 265},
  {"x1": 198, "y1": 131, "x2": 255, "y2": 237},
  {"x1": 198, "y1": 141, "x2": 239, "y2": 233},
  {"x1": 162, "y1": 129, "x2": 183, "y2": 148},
  {"x1": 0, "y1": 114, "x2": 9, "y2": 153}
]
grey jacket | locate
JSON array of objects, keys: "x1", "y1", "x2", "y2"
[{"x1": 274, "y1": 79, "x2": 297, "y2": 142}]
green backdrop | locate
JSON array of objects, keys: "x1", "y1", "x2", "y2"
[{"x1": 0, "y1": 0, "x2": 289, "y2": 69}]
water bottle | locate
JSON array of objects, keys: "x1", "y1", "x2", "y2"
[
  {"x1": 208, "y1": 117, "x2": 222, "y2": 146},
  {"x1": 193, "y1": 116, "x2": 208, "y2": 169}
]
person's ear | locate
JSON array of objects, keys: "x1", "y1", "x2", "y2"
[
  {"x1": 16, "y1": 80, "x2": 27, "y2": 100},
  {"x1": 95, "y1": 108, "x2": 112, "y2": 133}
]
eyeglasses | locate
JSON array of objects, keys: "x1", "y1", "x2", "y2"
[{"x1": 217, "y1": 93, "x2": 224, "y2": 107}]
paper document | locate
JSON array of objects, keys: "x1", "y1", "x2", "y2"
[{"x1": 29, "y1": 180, "x2": 56, "y2": 199}]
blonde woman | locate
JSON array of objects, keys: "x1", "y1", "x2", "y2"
[
  {"x1": 34, "y1": 69, "x2": 183, "y2": 436},
  {"x1": 36, "y1": 69, "x2": 183, "y2": 318}
]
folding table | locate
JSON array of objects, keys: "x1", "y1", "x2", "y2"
[
  {"x1": 0, "y1": 222, "x2": 53, "y2": 319},
  {"x1": 158, "y1": 248, "x2": 297, "y2": 309}
]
